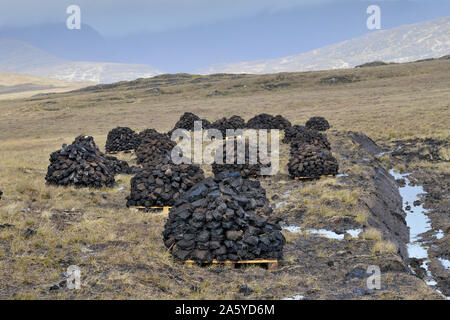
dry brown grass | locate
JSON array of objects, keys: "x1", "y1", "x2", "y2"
[
  {"x1": 372, "y1": 240, "x2": 398, "y2": 254},
  {"x1": 0, "y1": 59, "x2": 448, "y2": 300},
  {"x1": 361, "y1": 228, "x2": 383, "y2": 241},
  {"x1": 0, "y1": 59, "x2": 448, "y2": 142},
  {"x1": 0, "y1": 72, "x2": 94, "y2": 100}
]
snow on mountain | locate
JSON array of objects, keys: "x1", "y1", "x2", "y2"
[
  {"x1": 200, "y1": 17, "x2": 450, "y2": 74},
  {"x1": 0, "y1": 39, "x2": 161, "y2": 83}
]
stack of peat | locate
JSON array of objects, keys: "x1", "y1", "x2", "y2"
[
  {"x1": 105, "y1": 127, "x2": 140, "y2": 153},
  {"x1": 246, "y1": 113, "x2": 291, "y2": 130},
  {"x1": 283, "y1": 125, "x2": 304, "y2": 144},
  {"x1": 169, "y1": 112, "x2": 211, "y2": 136},
  {"x1": 126, "y1": 163, "x2": 205, "y2": 208},
  {"x1": 105, "y1": 155, "x2": 137, "y2": 175},
  {"x1": 286, "y1": 119, "x2": 338, "y2": 179},
  {"x1": 162, "y1": 172, "x2": 285, "y2": 262},
  {"x1": 288, "y1": 144, "x2": 338, "y2": 179},
  {"x1": 72, "y1": 135, "x2": 98, "y2": 149},
  {"x1": 209, "y1": 115, "x2": 246, "y2": 136},
  {"x1": 305, "y1": 116, "x2": 330, "y2": 131},
  {"x1": 283, "y1": 125, "x2": 330, "y2": 149},
  {"x1": 45, "y1": 136, "x2": 116, "y2": 187},
  {"x1": 271, "y1": 115, "x2": 292, "y2": 130},
  {"x1": 211, "y1": 139, "x2": 271, "y2": 178},
  {"x1": 136, "y1": 129, "x2": 176, "y2": 169},
  {"x1": 138, "y1": 128, "x2": 169, "y2": 141},
  {"x1": 73, "y1": 135, "x2": 135, "y2": 174}
]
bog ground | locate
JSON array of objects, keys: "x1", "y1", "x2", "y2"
[{"x1": 0, "y1": 59, "x2": 448, "y2": 299}]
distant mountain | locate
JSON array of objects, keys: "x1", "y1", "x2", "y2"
[
  {"x1": 37, "y1": 61, "x2": 162, "y2": 83},
  {"x1": 0, "y1": 39, "x2": 65, "y2": 71},
  {"x1": 0, "y1": 23, "x2": 112, "y2": 62},
  {"x1": 200, "y1": 17, "x2": 450, "y2": 74},
  {"x1": 0, "y1": 39, "x2": 160, "y2": 83},
  {"x1": 0, "y1": 72, "x2": 93, "y2": 100}
]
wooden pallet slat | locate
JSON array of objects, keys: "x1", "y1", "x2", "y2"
[
  {"x1": 294, "y1": 174, "x2": 335, "y2": 180},
  {"x1": 210, "y1": 136, "x2": 243, "y2": 142},
  {"x1": 185, "y1": 259, "x2": 278, "y2": 270},
  {"x1": 106, "y1": 150, "x2": 135, "y2": 155},
  {"x1": 133, "y1": 206, "x2": 171, "y2": 213}
]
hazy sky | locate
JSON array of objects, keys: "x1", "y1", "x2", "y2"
[
  {"x1": 1, "y1": 0, "x2": 337, "y2": 36},
  {"x1": 0, "y1": 0, "x2": 449, "y2": 72},
  {"x1": 1, "y1": 0, "x2": 444, "y2": 36}
]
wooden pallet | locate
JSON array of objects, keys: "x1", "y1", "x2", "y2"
[
  {"x1": 106, "y1": 150, "x2": 134, "y2": 155},
  {"x1": 185, "y1": 259, "x2": 278, "y2": 270},
  {"x1": 294, "y1": 174, "x2": 335, "y2": 180},
  {"x1": 210, "y1": 136, "x2": 243, "y2": 141},
  {"x1": 134, "y1": 206, "x2": 171, "y2": 213},
  {"x1": 248, "y1": 174, "x2": 271, "y2": 179}
]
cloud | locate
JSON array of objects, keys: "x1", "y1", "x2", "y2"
[{"x1": 0, "y1": 0, "x2": 340, "y2": 36}]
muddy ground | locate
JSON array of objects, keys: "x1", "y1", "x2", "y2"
[
  {"x1": 377, "y1": 137, "x2": 450, "y2": 296},
  {"x1": 0, "y1": 131, "x2": 447, "y2": 299},
  {"x1": 0, "y1": 58, "x2": 449, "y2": 299},
  {"x1": 258, "y1": 131, "x2": 444, "y2": 299}
]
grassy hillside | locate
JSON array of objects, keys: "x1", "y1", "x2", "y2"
[
  {"x1": 0, "y1": 59, "x2": 448, "y2": 300},
  {"x1": 0, "y1": 58, "x2": 448, "y2": 141},
  {"x1": 0, "y1": 72, "x2": 93, "y2": 100}
]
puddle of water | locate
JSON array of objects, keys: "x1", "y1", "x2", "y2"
[
  {"x1": 282, "y1": 226, "x2": 301, "y2": 233},
  {"x1": 408, "y1": 243, "x2": 428, "y2": 260},
  {"x1": 426, "y1": 279, "x2": 438, "y2": 286},
  {"x1": 282, "y1": 295, "x2": 305, "y2": 300},
  {"x1": 389, "y1": 170, "x2": 432, "y2": 255},
  {"x1": 309, "y1": 229, "x2": 345, "y2": 240},
  {"x1": 421, "y1": 260, "x2": 438, "y2": 286},
  {"x1": 377, "y1": 147, "x2": 401, "y2": 157},
  {"x1": 81, "y1": 246, "x2": 95, "y2": 259},
  {"x1": 438, "y1": 258, "x2": 450, "y2": 270},
  {"x1": 376, "y1": 151, "x2": 392, "y2": 157},
  {"x1": 282, "y1": 226, "x2": 362, "y2": 240},
  {"x1": 347, "y1": 229, "x2": 363, "y2": 238},
  {"x1": 275, "y1": 201, "x2": 288, "y2": 209},
  {"x1": 436, "y1": 230, "x2": 444, "y2": 240},
  {"x1": 389, "y1": 169, "x2": 448, "y2": 298},
  {"x1": 281, "y1": 190, "x2": 292, "y2": 199}
]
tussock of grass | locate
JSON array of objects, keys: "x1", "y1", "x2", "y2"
[
  {"x1": 321, "y1": 189, "x2": 359, "y2": 205},
  {"x1": 1, "y1": 59, "x2": 449, "y2": 300},
  {"x1": 361, "y1": 228, "x2": 383, "y2": 241},
  {"x1": 282, "y1": 173, "x2": 368, "y2": 229},
  {"x1": 438, "y1": 147, "x2": 450, "y2": 161},
  {"x1": 354, "y1": 210, "x2": 369, "y2": 225},
  {"x1": 394, "y1": 164, "x2": 407, "y2": 173},
  {"x1": 372, "y1": 240, "x2": 398, "y2": 254}
]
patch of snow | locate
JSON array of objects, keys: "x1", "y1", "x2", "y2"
[{"x1": 199, "y1": 17, "x2": 450, "y2": 75}]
